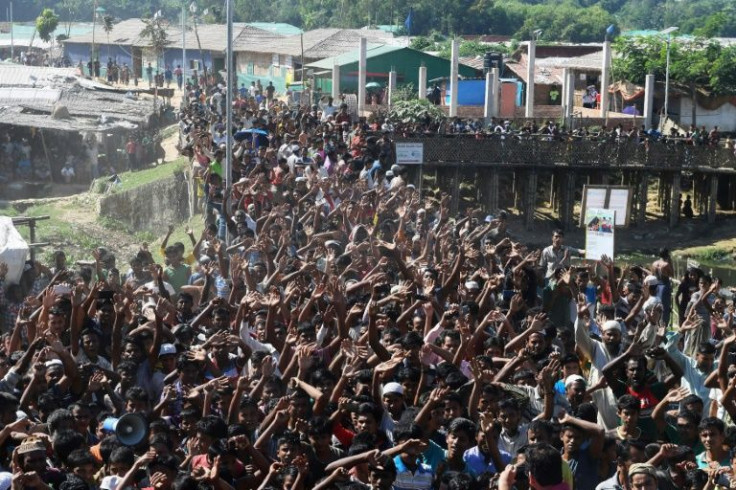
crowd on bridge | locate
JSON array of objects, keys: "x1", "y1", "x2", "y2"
[{"x1": 2, "y1": 73, "x2": 736, "y2": 490}]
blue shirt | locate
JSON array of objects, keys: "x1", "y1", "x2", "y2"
[
  {"x1": 393, "y1": 455, "x2": 433, "y2": 490},
  {"x1": 463, "y1": 445, "x2": 513, "y2": 477}
]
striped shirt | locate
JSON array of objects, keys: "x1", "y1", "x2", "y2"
[{"x1": 393, "y1": 455, "x2": 433, "y2": 490}]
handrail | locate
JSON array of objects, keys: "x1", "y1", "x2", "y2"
[{"x1": 393, "y1": 137, "x2": 736, "y2": 170}]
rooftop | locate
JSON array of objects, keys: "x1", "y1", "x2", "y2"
[
  {"x1": 0, "y1": 65, "x2": 154, "y2": 132},
  {"x1": 234, "y1": 28, "x2": 402, "y2": 59}
]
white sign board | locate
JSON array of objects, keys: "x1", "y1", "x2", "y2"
[
  {"x1": 580, "y1": 185, "x2": 633, "y2": 227},
  {"x1": 584, "y1": 208, "x2": 615, "y2": 261},
  {"x1": 395, "y1": 142, "x2": 424, "y2": 165},
  {"x1": 608, "y1": 188, "x2": 631, "y2": 226}
]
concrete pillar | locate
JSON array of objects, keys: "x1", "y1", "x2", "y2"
[
  {"x1": 600, "y1": 40, "x2": 611, "y2": 119},
  {"x1": 562, "y1": 67, "x2": 571, "y2": 119},
  {"x1": 331, "y1": 63, "x2": 340, "y2": 99},
  {"x1": 669, "y1": 172, "x2": 680, "y2": 227},
  {"x1": 358, "y1": 37, "x2": 367, "y2": 115},
  {"x1": 525, "y1": 171, "x2": 538, "y2": 230},
  {"x1": 418, "y1": 65, "x2": 427, "y2": 99},
  {"x1": 388, "y1": 69, "x2": 397, "y2": 107},
  {"x1": 484, "y1": 71, "x2": 494, "y2": 122},
  {"x1": 708, "y1": 174, "x2": 718, "y2": 224},
  {"x1": 449, "y1": 39, "x2": 459, "y2": 117},
  {"x1": 491, "y1": 67, "x2": 500, "y2": 118},
  {"x1": 643, "y1": 74, "x2": 655, "y2": 130},
  {"x1": 525, "y1": 40, "x2": 535, "y2": 118},
  {"x1": 566, "y1": 69, "x2": 575, "y2": 127}
]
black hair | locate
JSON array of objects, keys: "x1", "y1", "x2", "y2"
[
  {"x1": 109, "y1": 446, "x2": 135, "y2": 466},
  {"x1": 124, "y1": 386, "x2": 149, "y2": 403},
  {"x1": 528, "y1": 419, "x2": 554, "y2": 440},
  {"x1": 393, "y1": 423, "x2": 423, "y2": 443},
  {"x1": 48, "y1": 408, "x2": 74, "y2": 435},
  {"x1": 99, "y1": 435, "x2": 121, "y2": 463},
  {"x1": 617, "y1": 394, "x2": 641, "y2": 412},
  {"x1": 53, "y1": 430, "x2": 86, "y2": 465},
  {"x1": 447, "y1": 418, "x2": 476, "y2": 440},
  {"x1": 196, "y1": 415, "x2": 228, "y2": 440},
  {"x1": 526, "y1": 443, "x2": 563, "y2": 487},
  {"x1": 698, "y1": 417, "x2": 725, "y2": 435},
  {"x1": 66, "y1": 449, "x2": 96, "y2": 469}
]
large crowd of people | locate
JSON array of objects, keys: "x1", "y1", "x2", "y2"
[{"x1": 1, "y1": 74, "x2": 736, "y2": 490}]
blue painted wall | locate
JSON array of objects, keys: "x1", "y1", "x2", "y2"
[{"x1": 65, "y1": 42, "x2": 134, "y2": 75}]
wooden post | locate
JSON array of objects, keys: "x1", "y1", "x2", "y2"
[
  {"x1": 637, "y1": 172, "x2": 648, "y2": 226},
  {"x1": 525, "y1": 171, "x2": 538, "y2": 230},
  {"x1": 559, "y1": 172, "x2": 576, "y2": 230},
  {"x1": 487, "y1": 170, "x2": 499, "y2": 213},
  {"x1": 451, "y1": 164, "x2": 460, "y2": 216},
  {"x1": 708, "y1": 174, "x2": 718, "y2": 224},
  {"x1": 670, "y1": 172, "x2": 680, "y2": 228}
]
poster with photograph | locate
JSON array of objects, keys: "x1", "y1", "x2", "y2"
[{"x1": 585, "y1": 208, "x2": 615, "y2": 261}]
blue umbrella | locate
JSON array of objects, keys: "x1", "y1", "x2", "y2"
[{"x1": 234, "y1": 128, "x2": 270, "y2": 146}]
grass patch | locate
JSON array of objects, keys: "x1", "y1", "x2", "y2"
[
  {"x1": 4, "y1": 200, "x2": 103, "y2": 264},
  {"x1": 94, "y1": 157, "x2": 188, "y2": 194},
  {"x1": 684, "y1": 247, "x2": 731, "y2": 262}
]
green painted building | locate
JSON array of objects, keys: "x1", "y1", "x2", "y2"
[{"x1": 305, "y1": 44, "x2": 479, "y2": 94}]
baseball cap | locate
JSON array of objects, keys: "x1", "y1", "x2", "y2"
[
  {"x1": 16, "y1": 436, "x2": 46, "y2": 455},
  {"x1": 159, "y1": 343, "x2": 177, "y2": 357},
  {"x1": 382, "y1": 382, "x2": 404, "y2": 396}
]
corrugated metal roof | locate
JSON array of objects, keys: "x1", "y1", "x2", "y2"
[
  {"x1": 246, "y1": 22, "x2": 302, "y2": 36},
  {"x1": 305, "y1": 43, "x2": 401, "y2": 69},
  {"x1": 0, "y1": 87, "x2": 61, "y2": 105},
  {"x1": 505, "y1": 54, "x2": 565, "y2": 85},
  {"x1": 459, "y1": 55, "x2": 485, "y2": 71},
  {"x1": 143, "y1": 23, "x2": 249, "y2": 51},
  {"x1": 233, "y1": 28, "x2": 400, "y2": 59},
  {"x1": 0, "y1": 65, "x2": 154, "y2": 132},
  {"x1": 0, "y1": 65, "x2": 77, "y2": 86},
  {"x1": 64, "y1": 18, "x2": 147, "y2": 46}
]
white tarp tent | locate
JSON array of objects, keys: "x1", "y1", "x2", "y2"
[{"x1": 0, "y1": 216, "x2": 29, "y2": 284}]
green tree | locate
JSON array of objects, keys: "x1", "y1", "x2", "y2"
[
  {"x1": 140, "y1": 14, "x2": 168, "y2": 71},
  {"x1": 36, "y1": 8, "x2": 60, "y2": 43},
  {"x1": 102, "y1": 15, "x2": 114, "y2": 59}
]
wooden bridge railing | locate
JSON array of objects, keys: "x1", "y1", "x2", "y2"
[{"x1": 395, "y1": 135, "x2": 736, "y2": 170}]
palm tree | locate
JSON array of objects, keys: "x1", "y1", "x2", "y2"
[{"x1": 102, "y1": 15, "x2": 114, "y2": 60}]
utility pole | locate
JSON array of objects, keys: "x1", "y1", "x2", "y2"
[
  {"x1": 225, "y1": 0, "x2": 233, "y2": 199},
  {"x1": 9, "y1": 1, "x2": 13, "y2": 60},
  {"x1": 182, "y1": 2, "x2": 187, "y2": 83}
]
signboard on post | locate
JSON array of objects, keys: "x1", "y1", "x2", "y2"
[
  {"x1": 580, "y1": 185, "x2": 632, "y2": 227},
  {"x1": 584, "y1": 208, "x2": 615, "y2": 261},
  {"x1": 395, "y1": 142, "x2": 424, "y2": 165}
]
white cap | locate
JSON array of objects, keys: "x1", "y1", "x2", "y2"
[
  {"x1": 564, "y1": 374, "x2": 587, "y2": 387},
  {"x1": 643, "y1": 275, "x2": 659, "y2": 287},
  {"x1": 603, "y1": 320, "x2": 622, "y2": 332},
  {"x1": 465, "y1": 281, "x2": 480, "y2": 291},
  {"x1": 101, "y1": 476, "x2": 122, "y2": 490},
  {"x1": 382, "y1": 382, "x2": 404, "y2": 396}
]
